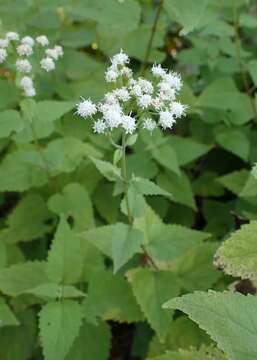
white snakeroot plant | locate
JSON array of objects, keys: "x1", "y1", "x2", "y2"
[
  {"x1": 75, "y1": 50, "x2": 187, "y2": 239},
  {"x1": 0, "y1": 31, "x2": 63, "y2": 97}
]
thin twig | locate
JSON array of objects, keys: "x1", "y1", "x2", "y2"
[
  {"x1": 233, "y1": 3, "x2": 257, "y2": 121},
  {"x1": 141, "y1": 0, "x2": 165, "y2": 75}
]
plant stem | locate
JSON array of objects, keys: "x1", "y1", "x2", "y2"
[
  {"x1": 141, "y1": 0, "x2": 165, "y2": 75},
  {"x1": 122, "y1": 132, "x2": 133, "y2": 225},
  {"x1": 233, "y1": 3, "x2": 257, "y2": 121}
]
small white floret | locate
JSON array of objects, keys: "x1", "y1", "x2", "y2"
[
  {"x1": 113, "y1": 88, "x2": 130, "y2": 102},
  {"x1": 163, "y1": 72, "x2": 182, "y2": 91},
  {"x1": 138, "y1": 78, "x2": 153, "y2": 94},
  {"x1": 0, "y1": 38, "x2": 9, "y2": 48},
  {"x1": 17, "y1": 44, "x2": 33, "y2": 57},
  {"x1": 93, "y1": 119, "x2": 107, "y2": 134},
  {"x1": 122, "y1": 115, "x2": 136, "y2": 134},
  {"x1": 40, "y1": 57, "x2": 55, "y2": 72},
  {"x1": 36, "y1": 35, "x2": 49, "y2": 47},
  {"x1": 6, "y1": 32, "x2": 19, "y2": 41},
  {"x1": 159, "y1": 111, "x2": 176, "y2": 130},
  {"x1": 20, "y1": 76, "x2": 33, "y2": 89},
  {"x1": 138, "y1": 94, "x2": 152, "y2": 109},
  {"x1": 171, "y1": 101, "x2": 187, "y2": 118},
  {"x1": 0, "y1": 48, "x2": 7, "y2": 63},
  {"x1": 105, "y1": 67, "x2": 119, "y2": 82},
  {"x1": 25, "y1": 86, "x2": 36, "y2": 97},
  {"x1": 16, "y1": 59, "x2": 32, "y2": 73},
  {"x1": 152, "y1": 64, "x2": 166, "y2": 78},
  {"x1": 103, "y1": 108, "x2": 122, "y2": 129},
  {"x1": 21, "y1": 36, "x2": 35, "y2": 47},
  {"x1": 76, "y1": 98, "x2": 97, "y2": 118},
  {"x1": 111, "y1": 49, "x2": 129, "y2": 67},
  {"x1": 143, "y1": 118, "x2": 156, "y2": 132}
]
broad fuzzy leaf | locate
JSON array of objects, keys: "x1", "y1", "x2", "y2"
[
  {"x1": 25, "y1": 283, "x2": 86, "y2": 299},
  {"x1": 152, "y1": 145, "x2": 180, "y2": 176},
  {"x1": 90, "y1": 156, "x2": 121, "y2": 181},
  {"x1": 131, "y1": 177, "x2": 172, "y2": 199},
  {"x1": 214, "y1": 221, "x2": 257, "y2": 280},
  {"x1": 128, "y1": 268, "x2": 181, "y2": 340},
  {"x1": 39, "y1": 300, "x2": 82, "y2": 360},
  {"x1": 164, "y1": 291, "x2": 257, "y2": 360},
  {"x1": 47, "y1": 218, "x2": 83, "y2": 284}
]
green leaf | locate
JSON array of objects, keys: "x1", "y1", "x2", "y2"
[
  {"x1": 157, "y1": 171, "x2": 196, "y2": 210},
  {"x1": 39, "y1": 300, "x2": 82, "y2": 360},
  {"x1": 48, "y1": 183, "x2": 94, "y2": 231},
  {"x1": 0, "y1": 79, "x2": 19, "y2": 110},
  {"x1": 217, "y1": 169, "x2": 249, "y2": 195},
  {"x1": 164, "y1": 291, "x2": 257, "y2": 360},
  {"x1": 66, "y1": 320, "x2": 111, "y2": 360},
  {"x1": 216, "y1": 129, "x2": 250, "y2": 161},
  {"x1": 90, "y1": 156, "x2": 121, "y2": 181},
  {"x1": 150, "y1": 346, "x2": 226, "y2": 360},
  {"x1": 0, "y1": 110, "x2": 23, "y2": 139},
  {"x1": 0, "y1": 193, "x2": 52, "y2": 244},
  {"x1": 145, "y1": 224, "x2": 210, "y2": 262},
  {"x1": 248, "y1": 60, "x2": 257, "y2": 86},
  {"x1": 164, "y1": 0, "x2": 210, "y2": 35},
  {"x1": 83, "y1": 270, "x2": 143, "y2": 323},
  {"x1": 128, "y1": 268, "x2": 180, "y2": 340},
  {"x1": 152, "y1": 144, "x2": 180, "y2": 176},
  {"x1": 131, "y1": 177, "x2": 172, "y2": 199},
  {"x1": 47, "y1": 218, "x2": 83, "y2": 284},
  {"x1": 214, "y1": 221, "x2": 257, "y2": 280},
  {"x1": 80, "y1": 223, "x2": 144, "y2": 272},
  {"x1": 0, "y1": 261, "x2": 48, "y2": 296},
  {"x1": 168, "y1": 136, "x2": 211, "y2": 166},
  {"x1": 112, "y1": 223, "x2": 144, "y2": 273},
  {"x1": 0, "y1": 297, "x2": 19, "y2": 326},
  {"x1": 25, "y1": 283, "x2": 86, "y2": 299}
]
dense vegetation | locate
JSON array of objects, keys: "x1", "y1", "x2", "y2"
[{"x1": 0, "y1": 0, "x2": 257, "y2": 359}]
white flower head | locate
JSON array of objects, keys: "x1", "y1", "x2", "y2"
[
  {"x1": 111, "y1": 49, "x2": 129, "y2": 67},
  {"x1": 40, "y1": 57, "x2": 55, "y2": 72},
  {"x1": 21, "y1": 36, "x2": 35, "y2": 47},
  {"x1": 24, "y1": 86, "x2": 36, "y2": 97},
  {"x1": 20, "y1": 76, "x2": 33, "y2": 89},
  {"x1": 46, "y1": 45, "x2": 63, "y2": 60},
  {"x1": 119, "y1": 66, "x2": 132, "y2": 78},
  {"x1": 171, "y1": 101, "x2": 187, "y2": 118},
  {"x1": 130, "y1": 83, "x2": 142, "y2": 98},
  {"x1": 76, "y1": 98, "x2": 97, "y2": 118},
  {"x1": 138, "y1": 78, "x2": 153, "y2": 94},
  {"x1": 159, "y1": 111, "x2": 176, "y2": 129},
  {"x1": 122, "y1": 115, "x2": 136, "y2": 134},
  {"x1": 36, "y1": 35, "x2": 49, "y2": 47},
  {"x1": 93, "y1": 119, "x2": 107, "y2": 134},
  {"x1": 138, "y1": 94, "x2": 152, "y2": 109},
  {"x1": 16, "y1": 59, "x2": 32, "y2": 73},
  {"x1": 17, "y1": 44, "x2": 33, "y2": 57},
  {"x1": 6, "y1": 32, "x2": 19, "y2": 41},
  {"x1": 143, "y1": 118, "x2": 157, "y2": 132},
  {"x1": 0, "y1": 38, "x2": 9, "y2": 48},
  {"x1": 54, "y1": 45, "x2": 63, "y2": 58},
  {"x1": 103, "y1": 107, "x2": 122, "y2": 129},
  {"x1": 113, "y1": 88, "x2": 130, "y2": 102},
  {"x1": 152, "y1": 64, "x2": 166, "y2": 78},
  {"x1": 105, "y1": 66, "x2": 119, "y2": 82},
  {"x1": 163, "y1": 72, "x2": 182, "y2": 91},
  {"x1": 0, "y1": 48, "x2": 7, "y2": 63}
]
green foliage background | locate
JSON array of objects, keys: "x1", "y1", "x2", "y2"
[{"x1": 0, "y1": 0, "x2": 257, "y2": 359}]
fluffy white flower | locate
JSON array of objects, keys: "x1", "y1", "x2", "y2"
[
  {"x1": 158, "y1": 82, "x2": 176, "y2": 101},
  {"x1": 36, "y1": 35, "x2": 49, "y2": 46},
  {"x1": 138, "y1": 94, "x2": 152, "y2": 109},
  {"x1": 76, "y1": 98, "x2": 97, "y2": 118},
  {"x1": 159, "y1": 111, "x2": 176, "y2": 129},
  {"x1": 24, "y1": 86, "x2": 36, "y2": 97},
  {"x1": 113, "y1": 88, "x2": 130, "y2": 102},
  {"x1": 16, "y1": 59, "x2": 32, "y2": 73},
  {"x1": 0, "y1": 38, "x2": 9, "y2": 48},
  {"x1": 105, "y1": 67, "x2": 119, "y2": 82},
  {"x1": 138, "y1": 78, "x2": 153, "y2": 94},
  {"x1": 46, "y1": 45, "x2": 63, "y2": 60},
  {"x1": 122, "y1": 115, "x2": 136, "y2": 134},
  {"x1": 162, "y1": 72, "x2": 182, "y2": 91},
  {"x1": 20, "y1": 76, "x2": 33, "y2": 89},
  {"x1": 93, "y1": 119, "x2": 107, "y2": 134},
  {"x1": 103, "y1": 108, "x2": 122, "y2": 129},
  {"x1": 119, "y1": 66, "x2": 132, "y2": 78},
  {"x1": 111, "y1": 49, "x2": 129, "y2": 67},
  {"x1": 171, "y1": 101, "x2": 187, "y2": 118},
  {"x1": 54, "y1": 45, "x2": 63, "y2": 58},
  {"x1": 17, "y1": 44, "x2": 33, "y2": 56},
  {"x1": 143, "y1": 118, "x2": 156, "y2": 132},
  {"x1": 152, "y1": 97, "x2": 164, "y2": 110},
  {"x1": 130, "y1": 84, "x2": 142, "y2": 97},
  {"x1": 152, "y1": 64, "x2": 166, "y2": 78},
  {"x1": 0, "y1": 48, "x2": 7, "y2": 63},
  {"x1": 21, "y1": 36, "x2": 35, "y2": 47},
  {"x1": 40, "y1": 57, "x2": 55, "y2": 71},
  {"x1": 6, "y1": 32, "x2": 19, "y2": 41}
]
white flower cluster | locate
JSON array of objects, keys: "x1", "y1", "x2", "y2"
[
  {"x1": 76, "y1": 50, "x2": 187, "y2": 135},
  {"x1": 0, "y1": 31, "x2": 63, "y2": 97}
]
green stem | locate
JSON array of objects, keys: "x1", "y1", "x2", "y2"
[
  {"x1": 122, "y1": 132, "x2": 133, "y2": 225},
  {"x1": 233, "y1": 2, "x2": 257, "y2": 122},
  {"x1": 141, "y1": 0, "x2": 165, "y2": 75}
]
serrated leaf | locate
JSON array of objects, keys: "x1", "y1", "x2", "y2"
[
  {"x1": 152, "y1": 145, "x2": 180, "y2": 176},
  {"x1": 47, "y1": 218, "x2": 83, "y2": 285},
  {"x1": 66, "y1": 320, "x2": 111, "y2": 360},
  {"x1": 0, "y1": 298, "x2": 19, "y2": 326},
  {"x1": 128, "y1": 268, "x2": 180, "y2": 340},
  {"x1": 217, "y1": 169, "x2": 249, "y2": 195},
  {"x1": 39, "y1": 300, "x2": 82, "y2": 360},
  {"x1": 83, "y1": 270, "x2": 143, "y2": 323},
  {"x1": 0, "y1": 110, "x2": 23, "y2": 139},
  {"x1": 216, "y1": 130, "x2": 250, "y2": 161},
  {"x1": 131, "y1": 177, "x2": 172, "y2": 199},
  {"x1": 150, "y1": 346, "x2": 226, "y2": 360},
  {"x1": 48, "y1": 183, "x2": 94, "y2": 231},
  {"x1": 25, "y1": 283, "x2": 86, "y2": 299},
  {"x1": 164, "y1": 291, "x2": 257, "y2": 360},
  {"x1": 214, "y1": 221, "x2": 257, "y2": 280},
  {"x1": 90, "y1": 156, "x2": 121, "y2": 181},
  {"x1": 0, "y1": 261, "x2": 48, "y2": 296},
  {"x1": 0, "y1": 193, "x2": 52, "y2": 244}
]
